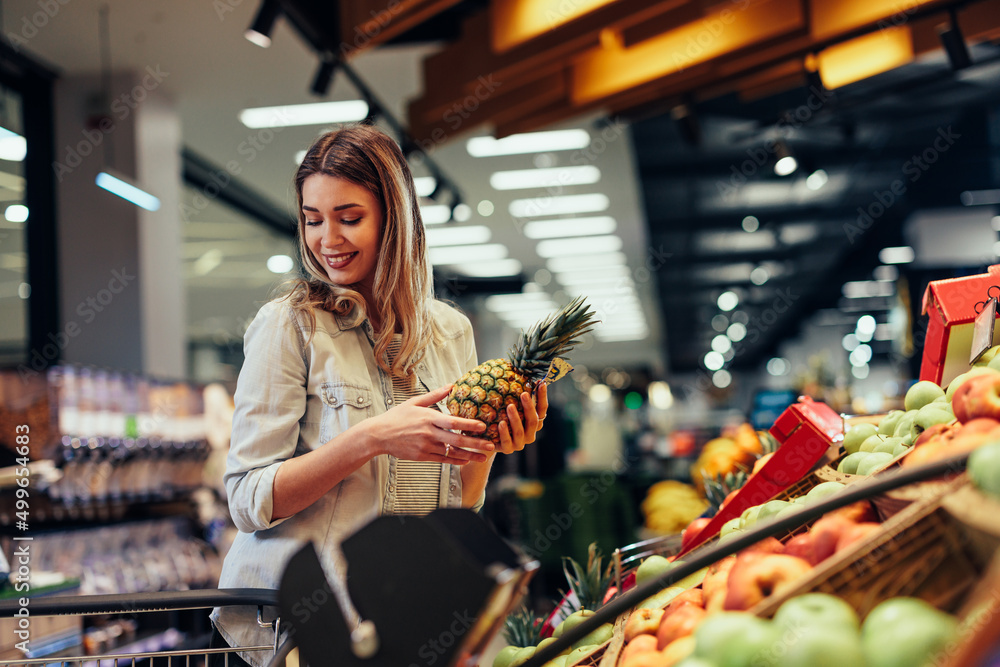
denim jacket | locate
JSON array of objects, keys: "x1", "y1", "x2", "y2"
[{"x1": 211, "y1": 298, "x2": 478, "y2": 664}]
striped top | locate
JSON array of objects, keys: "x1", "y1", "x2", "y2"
[{"x1": 386, "y1": 335, "x2": 442, "y2": 515}]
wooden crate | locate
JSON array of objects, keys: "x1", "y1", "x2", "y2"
[
  {"x1": 940, "y1": 478, "x2": 1000, "y2": 569},
  {"x1": 750, "y1": 476, "x2": 979, "y2": 620}
]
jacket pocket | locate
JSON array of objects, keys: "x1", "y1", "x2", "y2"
[{"x1": 318, "y1": 382, "x2": 373, "y2": 444}]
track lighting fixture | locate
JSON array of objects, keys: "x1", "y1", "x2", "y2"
[
  {"x1": 671, "y1": 102, "x2": 701, "y2": 147},
  {"x1": 938, "y1": 8, "x2": 972, "y2": 71},
  {"x1": 773, "y1": 141, "x2": 798, "y2": 177},
  {"x1": 245, "y1": 0, "x2": 281, "y2": 48},
  {"x1": 310, "y1": 52, "x2": 338, "y2": 96}
]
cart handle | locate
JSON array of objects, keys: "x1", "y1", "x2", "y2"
[{"x1": 0, "y1": 588, "x2": 279, "y2": 616}]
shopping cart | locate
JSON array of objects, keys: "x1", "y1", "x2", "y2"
[{"x1": 0, "y1": 588, "x2": 289, "y2": 667}]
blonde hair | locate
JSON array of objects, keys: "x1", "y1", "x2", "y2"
[{"x1": 280, "y1": 125, "x2": 435, "y2": 378}]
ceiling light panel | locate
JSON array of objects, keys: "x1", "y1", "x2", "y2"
[
  {"x1": 696, "y1": 230, "x2": 776, "y2": 253},
  {"x1": 536, "y1": 235, "x2": 623, "y2": 258},
  {"x1": 509, "y1": 193, "x2": 610, "y2": 218},
  {"x1": 523, "y1": 216, "x2": 618, "y2": 239},
  {"x1": 425, "y1": 225, "x2": 492, "y2": 247},
  {"x1": 546, "y1": 252, "x2": 627, "y2": 273},
  {"x1": 490, "y1": 165, "x2": 601, "y2": 190},
  {"x1": 445, "y1": 259, "x2": 522, "y2": 277},
  {"x1": 466, "y1": 129, "x2": 591, "y2": 157},
  {"x1": 238, "y1": 100, "x2": 369, "y2": 128},
  {"x1": 420, "y1": 205, "x2": 451, "y2": 225},
  {"x1": 428, "y1": 243, "x2": 507, "y2": 265}
]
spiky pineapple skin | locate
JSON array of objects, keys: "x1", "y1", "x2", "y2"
[{"x1": 447, "y1": 359, "x2": 529, "y2": 445}]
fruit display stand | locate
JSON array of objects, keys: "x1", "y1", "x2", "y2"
[
  {"x1": 940, "y1": 479, "x2": 1000, "y2": 568},
  {"x1": 749, "y1": 475, "x2": 978, "y2": 619}
]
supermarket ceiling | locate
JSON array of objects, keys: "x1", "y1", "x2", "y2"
[{"x1": 5, "y1": 0, "x2": 1000, "y2": 377}]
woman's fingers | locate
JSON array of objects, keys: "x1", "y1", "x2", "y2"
[
  {"x1": 498, "y1": 420, "x2": 515, "y2": 455},
  {"x1": 536, "y1": 382, "x2": 549, "y2": 422},
  {"x1": 411, "y1": 384, "x2": 455, "y2": 407}
]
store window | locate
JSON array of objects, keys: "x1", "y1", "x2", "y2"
[
  {"x1": 0, "y1": 83, "x2": 28, "y2": 367},
  {"x1": 181, "y1": 184, "x2": 296, "y2": 384}
]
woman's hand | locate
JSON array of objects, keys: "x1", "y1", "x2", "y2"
[
  {"x1": 497, "y1": 382, "x2": 548, "y2": 455},
  {"x1": 367, "y1": 384, "x2": 494, "y2": 465}
]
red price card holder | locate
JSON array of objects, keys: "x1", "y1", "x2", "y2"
[{"x1": 676, "y1": 397, "x2": 843, "y2": 557}]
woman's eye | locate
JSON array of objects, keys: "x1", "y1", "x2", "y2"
[
  {"x1": 341, "y1": 217, "x2": 362, "y2": 225},
  {"x1": 305, "y1": 220, "x2": 322, "y2": 226}
]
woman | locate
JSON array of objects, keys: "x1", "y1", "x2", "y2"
[{"x1": 209, "y1": 125, "x2": 546, "y2": 666}]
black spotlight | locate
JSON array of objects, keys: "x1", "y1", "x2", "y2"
[
  {"x1": 245, "y1": 0, "x2": 281, "y2": 48},
  {"x1": 310, "y1": 53, "x2": 339, "y2": 96},
  {"x1": 938, "y1": 9, "x2": 972, "y2": 71},
  {"x1": 671, "y1": 102, "x2": 701, "y2": 147}
]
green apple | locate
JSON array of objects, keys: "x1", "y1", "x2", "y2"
[
  {"x1": 756, "y1": 500, "x2": 791, "y2": 522},
  {"x1": 873, "y1": 437, "x2": 903, "y2": 455},
  {"x1": 562, "y1": 646, "x2": 596, "y2": 665},
  {"x1": 673, "y1": 659, "x2": 716, "y2": 667},
  {"x1": 946, "y1": 367, "x2": 1000, "y2": 401},
  {"x1": 904, "y1": 381, "x2": 945, "y2": 411},
  {"x1": 844, "y1": 423, "x2": 878, "y2": 455},
  {"x1": 637, "y1": 585, "x2": 685, "y2": 610},
  {"x1": 541, "y1": 656, "x2": 567, "y2": 667},
  {"x1": 861, "y1": 597, "x2": 958, "y2": 667},
  {"x1": 552, "y1": 609, "x2": 595, "y2": 638},
  {"x1": 976, "y1": 345, "x2": 1000, "y2": 366},
  {"x1": 508, "y1": 646, "x2": 536, "y2": 667},
  {"x1": 969, "y1": 440, "x2": 1000, "y2": 499},
  {"x1": 859, "y1": 434, "x2": 886, "y2": 453},
  {"x1": 493, "y1": 645, "x2": 521, "y2": 667},
  {"x1": 720, "y1": 517, "x2": 743, "y2": 537},
  {"x1": 740, "y1": 504, "x2": 763, "y2": 529},
  {"x1": 910, "y1": 403, "x2": 954, "y2": 440},
  {"x1": 878, "y1": 410, "x2": 904, "y2": 436},
  {"x1": 781, "y1": 626, "x2": 865, "y2": 667},
  {"x1": 773, "y1": 593, "x2": 860, "y2": 632},
  {"x1": 837, "y1": 452, "x2": 869, "y2": 474},
  {"x1": 775, "y1": 504, "x2": 805, "y2": 523},
  {"x1": 693, "y1": 612, "x2": 780, "y2": 667},
  {"x1": 989, "y1": 355, "x2": 1000, "y2": 372},
  {"x1": 892, "y1": 441, "x2": 909, "y2": 457},
  {"x1": 571, "y1": 622, "x2": 613, "y2": 650},
  {"x1": 536, "y1": 637, "x2": 558, "y2": 652},
  {"x1": 804, "y1": 481, "x2": 846, "y2": 504},
  {"x1": 857, "y1": 451, "x2": 895, "y2": 475},
  {"x1": 635, "y1": 554, "x2": 673, "y2": 586},
  {"x1": 893, "y1": 411, "x2": 917, "y2": 439}
]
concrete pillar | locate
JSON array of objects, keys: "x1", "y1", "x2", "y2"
[{"x1": 52, "y1": 71, "x2": 185, "y2": 377}]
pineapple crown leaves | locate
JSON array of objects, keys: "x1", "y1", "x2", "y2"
[
  {"x1": 703, "y1": 470, "x2": 748, "y2": 509},
  {"x1": 558, "y1": 542, "x2": 614, "y2": 611},
  {"x1": 509, "y1": 297, "x2": 600, "y2": 378},
  {"x1": 502, "y1": 604, "x2": 545, "y2": 648}
]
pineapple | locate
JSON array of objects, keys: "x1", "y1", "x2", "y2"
[
  {"x1": 561, "y1": 542, "x2": 614, "y2": 611},
  {"x1": 502, "y1": 605, "x2": 545, "y2": 648},
  {"x1": 447, "y1": 297, "x2": 597, "y2": 444}
]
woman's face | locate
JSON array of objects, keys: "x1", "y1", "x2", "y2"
[{"x1": 301, "y1": 174, "x2": 383, "y2": 297}]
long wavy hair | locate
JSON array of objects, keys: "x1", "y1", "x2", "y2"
[{"x1": 280, "y1": 125, "x2": 435, "y2": 378}]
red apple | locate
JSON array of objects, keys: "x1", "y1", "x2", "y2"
[
  {"x1": 621, "y1": 634, "x2": 660, "y2": 663},
  {"x1": 624, "y1": 608, "x2": 665, "y2": 643},
  {"x1": 656, "y1": 604, "x2": 707, "y2": 649},
  {"x1": 681, "y1": 517, "x2": 711, "y2": 550},
  {"x1": 662, "y1": 588, "x2": 704, "y2": 615},
  {"x1": 723, "y1": 552, "x2": 813, "y2": 610},
  {"x1": 831, "y1": 500, "x2": 878, "y2": 524},
  {"x1": 954, "y1": 375, "x2": 1000, "y2": 423},
  {"x1": 835, "y1": 521, "x2": 881, "y2": 553},
  {"x1": 782, "y1": 532, "x2": 819, "y2": 565},
  {"x1": 809, "y1": 514, "x2": 855, "y2": 563},
  {"x1": 702, "y1": 556, "x2": 736, "y2": 614}
]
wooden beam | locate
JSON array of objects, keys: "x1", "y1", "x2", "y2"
[{"x1": 339, "y1": 0, "x2": 467, "y2": 54}]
